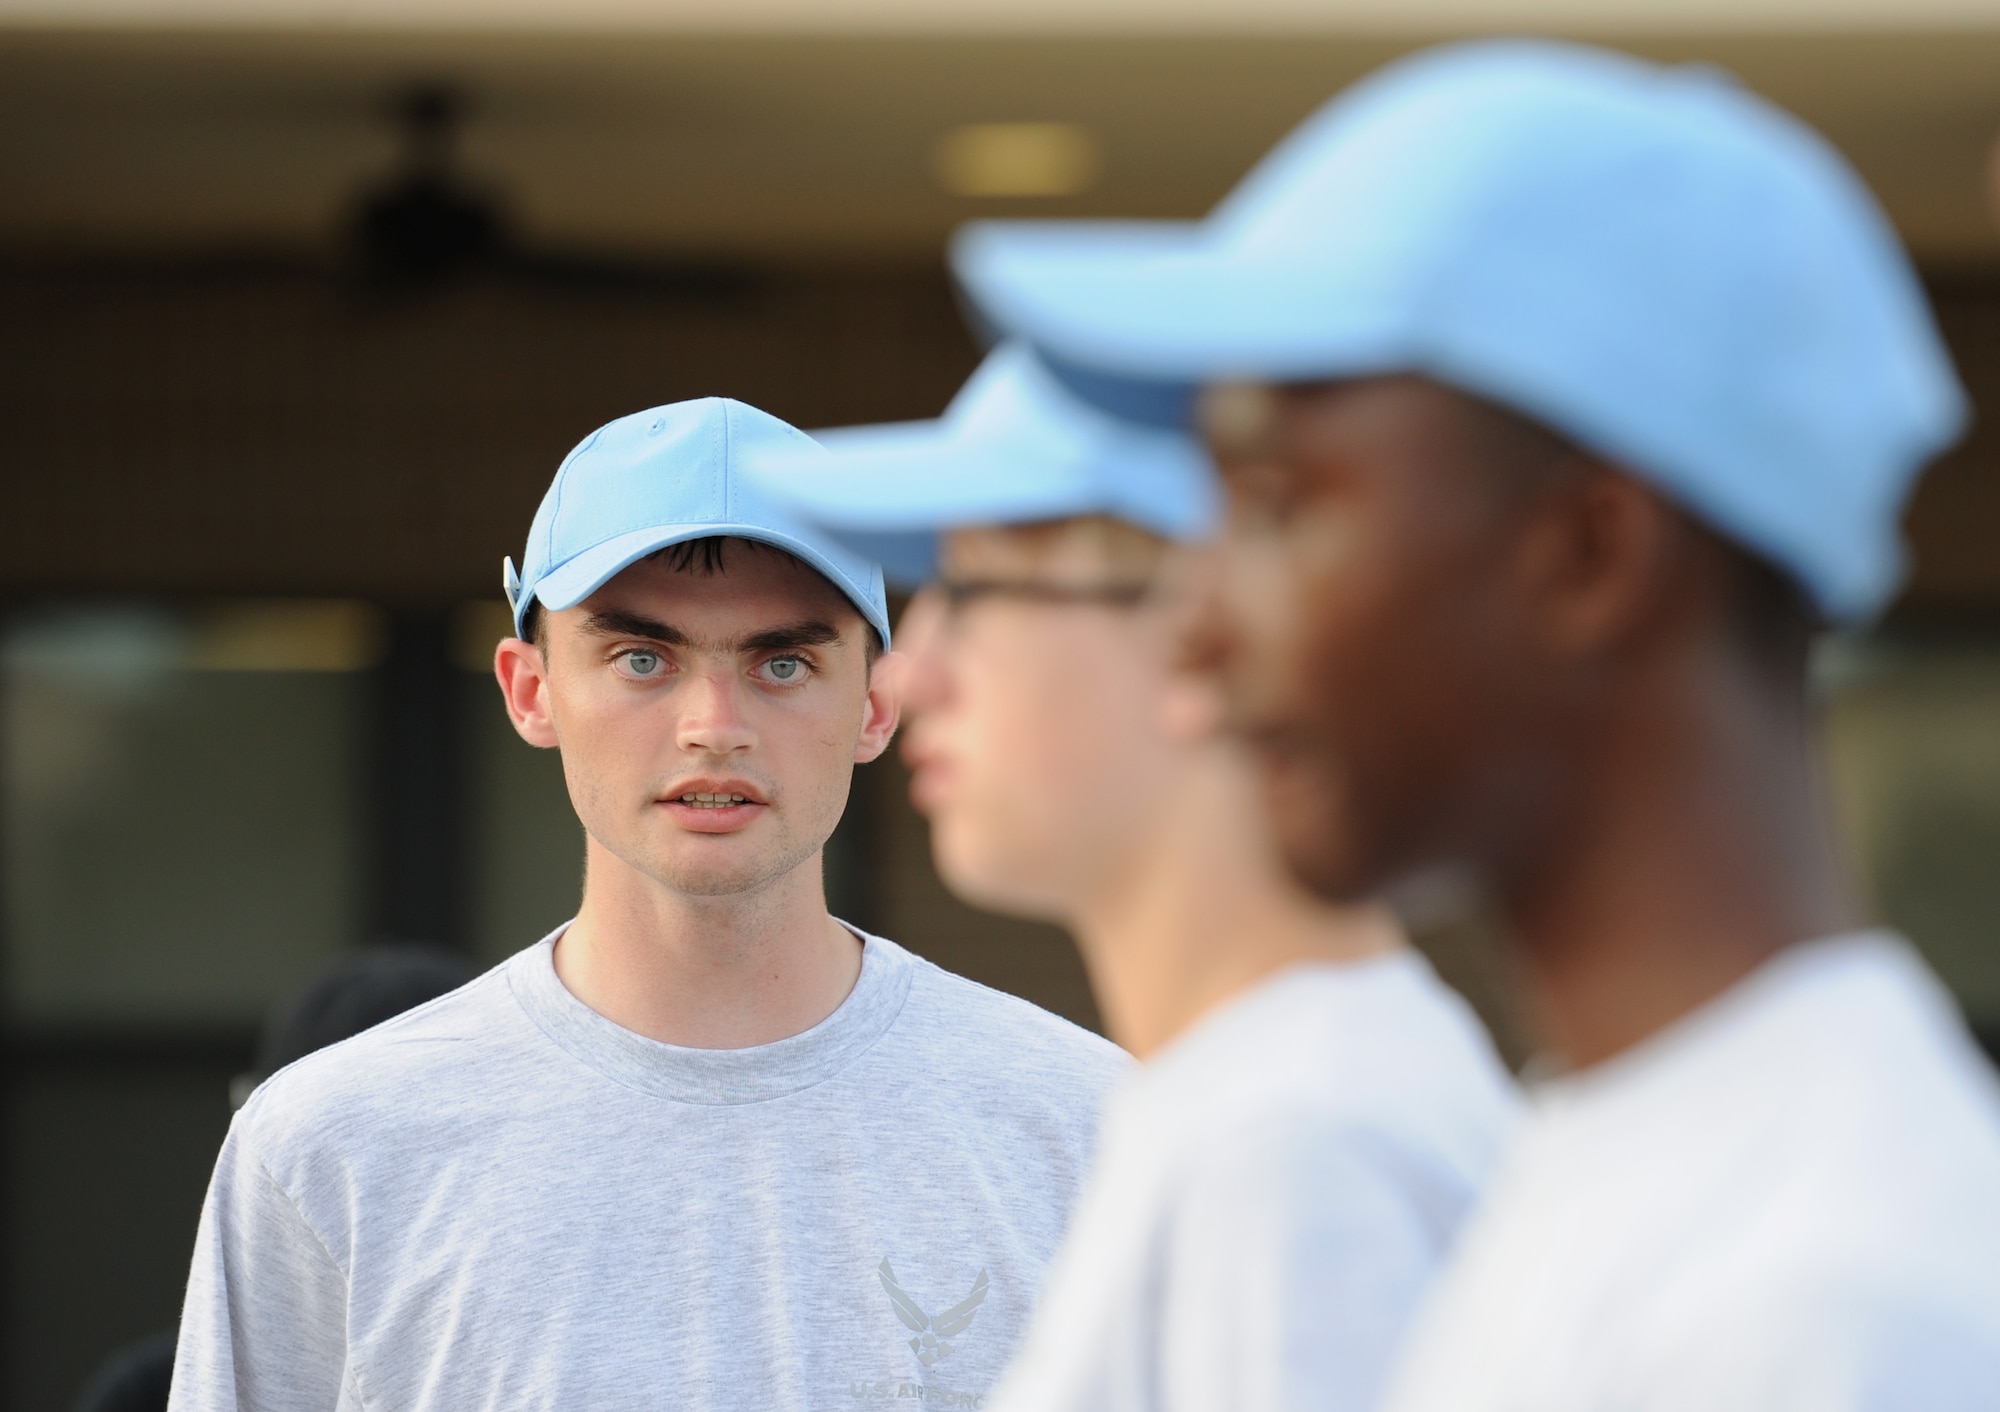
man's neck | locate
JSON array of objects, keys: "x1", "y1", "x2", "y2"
[
  {"x1": 1073, "y1": 749, "x2": 1402, "y2": 1062},
  {"x1": 1508, "y1": 649, "x2": 1856, "y2": 1071},
  {"x1": 553, "y1": 839, "x2": 863, "y2": 1049}
]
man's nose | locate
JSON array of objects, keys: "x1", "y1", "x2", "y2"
[
  {"x1": 675, "y1": 665, "x2": 758, "y2": 755},
  {"x1": 1172, "y1": 544, "x2": 1237, "y2": 682},
  {"x1": 895, "y1": 589, "x2": 953, "y2": 714}
]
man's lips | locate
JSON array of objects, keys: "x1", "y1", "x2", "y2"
[
  {"x1": 660, "y1": 777, "x2": 768, "y2": 805},
  {"x1": 1234, "y1": 710, "x2": 1314, "y2": 757},
  {"x1": 901, "y1": 738, "x2": 954, "y2": 816},
  {"x1": 1238, "y1": 722, "x2": 1330, "y2": 783},
  {"x1": 658, "y1": 780, "x2": 769, "y2": 832}
]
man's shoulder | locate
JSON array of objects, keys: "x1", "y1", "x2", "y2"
[
  {"x1": 867, "y1": 943, "x2": 1127, "y2": 1169},
  {"x1": 235, "y1": 959, "x2": 531, "y2": 1161},
  {"x1": 1129, "y1": 1069, "x2": 1505, "y2": 1258},
  {"x1": 900, "y1": 944, "x2": 1124, "y2": 1049},
  {"x1": 878, "y1": 937, "x2": 1131, "y2": 1090},
  {"x1": 1139, "y1": 958, "x2": 1518, "y2": 1166},
  {"x1": 1743, "y1": 946, "x2": 2000, "y2": 1259}
]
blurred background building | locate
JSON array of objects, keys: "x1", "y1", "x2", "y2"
[{"x1": 2, "y1": 1, "x2": 1999, "y2": 1405}]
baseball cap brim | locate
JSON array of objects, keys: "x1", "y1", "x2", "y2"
[
  {"x1": 742, "y1": 344, "x2": 1221, "y2": 588},
  {"x1": 748, "y1": 432, "x2": 1130, "y2": 586},
  {"x1": 523, "y1": 522, "x2": 892, "y2": 649},
  {"x1": 953, "y1": 222, "x2": 1414, "y2": 428}
]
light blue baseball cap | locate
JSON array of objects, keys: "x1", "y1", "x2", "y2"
[
  {"x1": 953, "y1": 39, "x2": 1967, "y2": 623},
  {"x1": 738, "y1": 343, "x2": 1220, "y2": 589},
  {"x1": 504, "y1": 398, "x2": 892, "y2": 646}
]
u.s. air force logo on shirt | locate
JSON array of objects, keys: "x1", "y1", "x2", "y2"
[
  {"x1": 844, "y1": 1257, "x2": 996, "y2": 1405},
  {"x1": 877, "y1": 1257, "x2": 990, "y2": 1367}
]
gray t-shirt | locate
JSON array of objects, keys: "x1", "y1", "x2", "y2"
[{"x1": 168, "y1": 928, "x2": 1128, "y2": 1412}]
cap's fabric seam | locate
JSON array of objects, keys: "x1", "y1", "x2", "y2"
[
  {"x1": 542, "y1": 427, "x2": 602, "y2": 573},
  {"x1": 719, "y1": 399, "x2": 734, "y2": 520},
  {"x1": 250, "y1": 1153, "x2": 387, "y2": 1412}
]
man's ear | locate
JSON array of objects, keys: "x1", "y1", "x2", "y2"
[
  {"x1": 854, "y1": 649, "x2": 906, "y2": 765},
  {"x1": 1512, "y1": 464, "x2": 1679, "y2": 660},
  {"x1": 495, "y1": 636, "x2": 560, "y2": 749}
]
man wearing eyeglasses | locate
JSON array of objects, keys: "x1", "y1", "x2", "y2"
[
  {"x1": 747, "y1": 345, "x2": 1519, "y2": 1412},
  {"x1": 168, "y1": 397, "x2": 1127, "y2": 1412},
  {"x1": 951, "y1": 39, "x2": 2000, "y2": 1412}
]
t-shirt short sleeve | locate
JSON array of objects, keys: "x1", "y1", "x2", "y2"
[{"x1": 168, "y1": 1113, "x2": 362, "y2": 1412}]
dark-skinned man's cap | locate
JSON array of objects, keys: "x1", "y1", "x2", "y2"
[{"x1": 952, "y1": 40, "x2": 1966, "y2": 623}]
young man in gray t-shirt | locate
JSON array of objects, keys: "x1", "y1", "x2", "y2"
[{"x1": 167, "y1": 398, "x2": 1127, "y2": 1412}]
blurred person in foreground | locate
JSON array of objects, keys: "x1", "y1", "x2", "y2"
[
  {"x1": 169, "y1": 399, "x2": 1126, "y2": 1412},
  {"x1": 746, "y1": 343, "x2": 1519, "y2": 1412},
  {"x1": 954, "y1": 39, "x2": 2000, "y2": 1412}
]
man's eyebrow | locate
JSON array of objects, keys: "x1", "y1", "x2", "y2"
[
  {"x1": 738, "y1": 621, "x2": 844, "y2": 654},
  {"x1": 578, "y1": 610, "x2": 691, "y2": 645},
  {"x1": 576, "y1": 612, "x2": 843, "y2": 654}
]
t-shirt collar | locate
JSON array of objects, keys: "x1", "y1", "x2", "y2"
[
  {"x1": 506, "y1": 921, "x2": 915, "y2": 1105},
  {"x1": 1529, "y1": 929, "x2": 1931, "y2": 1112}
]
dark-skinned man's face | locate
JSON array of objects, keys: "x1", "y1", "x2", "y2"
[{"x1": 1195, "y1": 375, "x2": 1575, "y2": 903}]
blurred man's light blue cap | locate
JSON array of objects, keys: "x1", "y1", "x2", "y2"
[
  {"x1": 953, "y1": 39, "x2": 1967, "y2": 622},
  {"x1": 504, "y1": 398, "x2": 891, "y2": 647},
  {"x1": 738, "y1": 343, "x2": 1220, "y2": 589}
]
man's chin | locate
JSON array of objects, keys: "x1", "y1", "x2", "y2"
[
  {"x1": 931, "y1": 823, "x2": 1069, "y2": 924},
  {"x1": 1275, "y1": 834, "x2": 1378, "y2": 904},
  {"x1": 650, "y1": 863, "x2": 781, "y2": 899},
  {"x1": 1259, "y1": 752, "x2": 1379, "y2": 903},
  {"x1": 636, "y1": 838, "x2": 795, "y2": 900}
]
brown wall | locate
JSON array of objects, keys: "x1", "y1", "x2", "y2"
[
  {"x1": 6, "y1": 257, "x2": 1998, "y2": 609},
  {"x1": 0, "y1": 258, "x2": 980, "y2": 599},
  {"x1": 1906, "y1": 276, "x2": 2000, "y2": 612}
]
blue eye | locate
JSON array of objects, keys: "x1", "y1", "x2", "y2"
[
  {"x1": 622, "y1": 650, "x2": 662, "y2": 677},
  {"x1": 765, "y1": 656, "x2": 804, "y2": 682}
]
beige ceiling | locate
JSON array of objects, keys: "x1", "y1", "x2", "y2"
[
  {"x1": 3, "y1": 24, "x2": 1999, "y2": 264},
  {"x1": 7, "y1": 0, "x2": 2000, "y2": 32}
]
